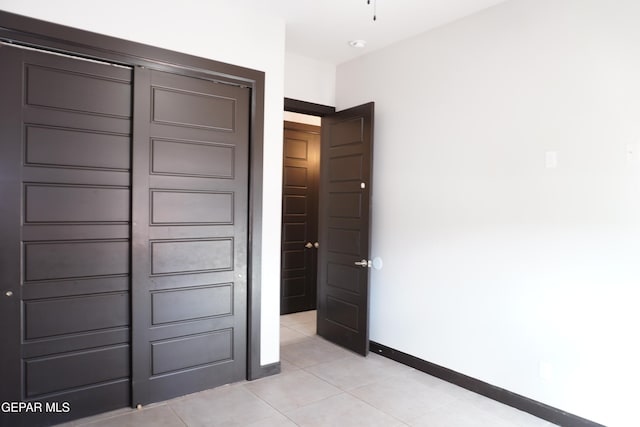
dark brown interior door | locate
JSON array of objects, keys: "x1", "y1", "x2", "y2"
[
  {"x1": 0, "y1": 45, "x2": 133, "y2": 426},
  {"x1": 131, "y1": 68, "x2": 249, "y2": 405},
  {"x1": 280, "y1": 122, "x2": 320, "y2": 314},
  {"x1": 317, "y1": 103, "x2": 374, "y2": 356}
]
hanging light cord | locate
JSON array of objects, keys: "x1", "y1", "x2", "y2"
[{"x1": 367, "y1": 0, "x2": 377, "y2": 21}]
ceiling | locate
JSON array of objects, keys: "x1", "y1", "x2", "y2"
[{"x1": 243, "y1": 0, "x2": 510, "y2": 65}]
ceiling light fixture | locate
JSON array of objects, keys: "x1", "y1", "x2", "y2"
[
  {"x1": 367, "y1": 0, "x2": 377, "y2": 21},
  {"x1": 348, "y1": 40, "x2": 367, "y2": 48}
]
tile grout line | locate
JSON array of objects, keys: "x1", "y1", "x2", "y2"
[
  {"x1": 241, "y1": 381, "x2": 302, "y2": 426},
  {"x1": 298, "y1": 358, "x2": 410, "y2": 426},
  {"x1": 73, "y1": 408, "x2": 140, "y2": 427},
  {"x1": 341, "y1": 379, "x2": 411, "y2": 426},
  {"x1": 166, "y1": 403, "x2": 189, "y2": 427},
  {"x1": 286, "y1": 325, "x2": 474, "y2": 427}
]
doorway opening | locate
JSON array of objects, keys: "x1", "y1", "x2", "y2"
[
  {"x1": 280, "y1": 98, "x2": 335, "y2": 345},
  {"x1": 280, "y1": 98, "x2": 374, "y2": 356},
  {"x1": 281, "y1": 116, "x2": 321, "y2": 315},
  {"x1": 280, "y1": 111, "x2": 322, "y2": 344}
]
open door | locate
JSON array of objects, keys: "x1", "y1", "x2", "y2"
[{"x1": 317, "y1": 103, "x2": 374, "y2": 356}]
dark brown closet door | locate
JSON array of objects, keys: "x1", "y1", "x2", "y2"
[
  {"x1": 0, "y1": 46, "x2": 133, "y2": 426},
  {"x1": 131, "y1": 68, "x2": 250, "y2": 405}
]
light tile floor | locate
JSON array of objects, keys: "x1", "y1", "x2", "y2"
[{"x1": 58, "y1": 310, "x2": 557, "y2": 426}]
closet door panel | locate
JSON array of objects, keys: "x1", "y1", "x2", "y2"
[
  {"x1": 0, "y1": 45, "x2": 133, "y2": 426},
  {"x1": 132, "y1": 68, "x2": 249, "y2": 405}
]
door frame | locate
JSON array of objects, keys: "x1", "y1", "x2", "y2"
[
  {"x1": 284, "y1": 98, "x2": 336, "y2": 117},
  {"x1": 0, "y1": 11, "x2": 269, "y2": 381}
]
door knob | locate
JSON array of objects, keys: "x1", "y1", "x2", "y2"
[
  {"x1": 5, "y1": 291, "x2": 13, "y2": 297},
  {"x1": 354, "y1": 259, "x2": 372, "y2": 268},
  {"x1": 305, "y1": 242, "x2": 313, "y2": 249},
  {"x1": 314, "y1": 242, "x2": 319, "y2": 248}
]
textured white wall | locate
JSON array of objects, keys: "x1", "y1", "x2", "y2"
[
  {"x1": 0, "y1": 0, "x2": 285, "y2": 366},
  {"x1": 285, "y1": 52, "x2": 336, "y2": 106},
  {"x1": 336, "y1": 1, "x2": 640, "y2": 425}
]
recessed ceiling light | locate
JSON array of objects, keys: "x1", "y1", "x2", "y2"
[{"x1": 348, "y1": 40, "x2": 367, "y2": 48}]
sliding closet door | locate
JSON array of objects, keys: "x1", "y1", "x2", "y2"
[
  {"x1": 132, "y1": 68, "x2": 250, "y2": 404},
  {"x1": 0, "y1": 43, "x2": 251, "y2": 425},
  {"x1": 0, "y1": 45, "x2": 133, "y2": 426}
]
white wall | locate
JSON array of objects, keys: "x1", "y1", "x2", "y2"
[
  {"x1": 0, "y1": 0, "x2": 284, "y2": 366},
  {"x1": 336, "y1": 0, "x2": 640, "y2": 425},
  {"x1": 285, "y1": 52, "x2": 336, "y2": 106}
]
